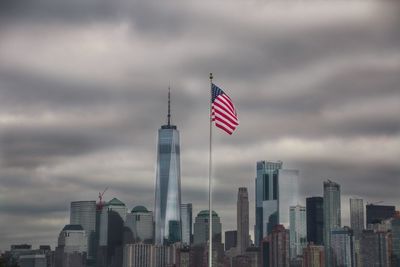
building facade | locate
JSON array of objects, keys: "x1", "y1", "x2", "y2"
[
  {"x1": 55, "y1": 224, "x2": 88, "y2": 267},
  {"x1": 255, "y1": 161, "x2": 299, "y2": 246},
  {"x1": 269, "y1": 224, "x2": 290, "y2": 267},
  {"x1": 330, "y1": 227, "x2": 354, "y2": 267},
  {"x1": 349, "y1": 198, "x2": 364, "y2": 241},
  {"x1": 70, "y1": 201, "x2": 96, "y2": 261},
  {"x1": 289, "y1": 205, "x2": 307, "y2": 259},
  {"x1": 306, "y1": 197, "x2": 324, "y2": 245},
  {"x1": 224, "y1": 230, "x2": 237, "y2": 251},
  {"x1": 360, "y1": 230, "x2": 391, "y2": 267},
  {"x1": 366, "y1": 204, "x2": 395, "y2": 226},
  {"x1": 193, "y1": 210, "x2": 222, "y2": 246},
  {"x1": 323, "y1": 180, "x2": 341, "y2": 267},
  {"x1": 237, "y1": 187, "x2": 249, "y2": 255},
  {"x1": 180, "y1": 203, "x2": 193, "y2": 246},
  {"x1": 154, "y1": 90, "x2": 182, "y2": 245},
  {"x1": 302, "y1": 244, "x2": 325, "y2": 267},
  {"x1": 125, "y1": 206, "x2": 153, "y2": 243}
]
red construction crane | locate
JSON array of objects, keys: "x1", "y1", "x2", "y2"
[{"x1": 97, "y1": 186, "x2": 109, "y2": 211}]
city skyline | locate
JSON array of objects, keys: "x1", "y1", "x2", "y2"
[{"x1": 0, "y1": 0, "x2": 399, "y2": 252}]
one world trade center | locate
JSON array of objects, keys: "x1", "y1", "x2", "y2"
[{"x1": 154, "y1": 89, "x2": 182, "y2": 245}]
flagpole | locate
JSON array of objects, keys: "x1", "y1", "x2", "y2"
[{"x1": 208, "y1": 72, "x2": 213, "y2": 267}]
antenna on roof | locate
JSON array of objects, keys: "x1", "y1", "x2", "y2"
[{"x1": 167, "y1": 86, "x2": 171, "y2": 126}]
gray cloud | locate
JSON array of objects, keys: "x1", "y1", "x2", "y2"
[{"x1": 0, "y1": 0, "x2": 399, "y2": 250}]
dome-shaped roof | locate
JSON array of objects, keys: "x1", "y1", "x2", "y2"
[
  {"x1": 106, "y1": 198, "x2": 125, "y2": 206},
  {"x1": 197, "y1": 210, "x2": 218, "y2": 217},
  {"x1": 131, "y1": 205, "x2": 149, "y2": 213}
]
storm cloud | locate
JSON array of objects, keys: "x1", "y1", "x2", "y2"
[{"x1": 0, "y1": 0, "x2": 399, "y2": 250}]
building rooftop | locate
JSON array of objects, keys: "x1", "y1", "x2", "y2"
[
  {"x1": 131, "y1": 205, "x2": 150, "y2": 213},
  {"x1": 106, "y1": 198, "x2": 125, "y2": 206},
  {"x1": 62, "y1": 224, "x2": 84, "y2": 231},
  {"x1": 197, "y1": 210, "x2": 218, "y2": 217}
]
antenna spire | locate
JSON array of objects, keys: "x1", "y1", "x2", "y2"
[{"x1": 167, "y1": 86, "x2": 171, "y2": 126}]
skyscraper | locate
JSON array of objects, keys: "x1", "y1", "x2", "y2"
[
  {"x1": 323, "y1": 180, "x2": 341, "y2": 267},
  {"x1": 306, "y1": 197, "x2": 324, "y2": 245},
  {"x1": 289, "y1": 205, "x2": 307, "y2": 259},
  {"x1": 237, "y1": 187, "x2": 249, "y2": 255},
  {"x1": 330, "y1": 227, "x2": 355, "y2": 267},
  {"x1": 350, "y1": 198, "x2": 364, "y2": 241},
  {"x1": 360, "y1": 230, "x2": 391, "y2": 266},
  {"x1": 302, "y1": 244, "x2": 325, "y2": 267},
  {"x1": 70, "y1": 201, "x2": 96, "y2": 261},
  {"x1": 193, "y1": 210, "x2": 222, "y2": 245},
  {"x1": 225, "y1": 230, "x2": 237, "y2": 251},
  {"x1": 154, "y1": 89, "x2": 182, "y2": 245},
  {"x1": 269, "y1": 224, "x2": 290, "y2": 267},
  {"x1": 180, "y1": 203, "x2": 192, "y2": 246},
  {"x1": 254, "y1": 161, "x2": 299, "y2": 246},
  {"x1": 366, "y1": 204, "x2": 395, "y2": 226},
  {"x1": 125, "y1": 206, "x2": 153, "y2": 243}
]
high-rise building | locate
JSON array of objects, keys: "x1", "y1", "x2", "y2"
[
  {"x1": 302, "y1": 244, "x2": 325, "y2": 267},
  {"x1": 360, "y1": 230, "x2": 391, "y2": 267},
  {"x1": 350, "y1": 198, "x2": 364, "y2": 241},
  {"x1": 193, "y1": 210, "x2": 222, "y2": 245},
  {"x1": 289, "y1": 205, "x2": 307, "y2": 259},
  {"x1": 269, "y1": 224, "x2": 290, "y2": 267},
  {"x1": 225, "y1": 230, "x2": 237, "y2": 251},
  {"x1": 391, "y1": 215, "x2": 400, "y2": 267},
  {"x1": 70, "y1": 201, "x2": 96, "y2": 260},
  {"x1": 366, "y1": 204, "x2": 395, "y2": 226},
  {"x1": 323, "y1": 180, "x2": 341, "y2": 267},
  {"x1": 237, "y1": 187, "x2": 249, "y2": 255},
  {"x1": 254, "y1": 161, "x2": 299, "y2": 246},
  {"x1": 55, "y1": 224, "x2": 88, "y2": 267},
  {"x1": 330, "y1": 227, "x2": 355, "y2": 267},
  {"x1": 180, "y1": 203, "x2": 193, "y2": 246},
  {"x1": 306, "y1": 197, "x2": 324, "y2": 245},
  {"x1": 154, "y1": 89, "x2": 182, "y2": 245},
  {"x1": 98, "y1": 198, "x2": 127, "y2": 267},
  {"x1": 125, "y1": 206, "x2": 153, "y2": 243}
]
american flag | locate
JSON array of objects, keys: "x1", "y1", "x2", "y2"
[{"x1": 211, "y1": 83, "x2": 239, "y2": 135}]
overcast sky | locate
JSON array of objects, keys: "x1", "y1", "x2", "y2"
[{"x1": 0, "y1": 1, "x2": 399, "y2": 251}]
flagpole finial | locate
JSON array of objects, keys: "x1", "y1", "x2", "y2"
[
  {"x1": 167, "y1": 86, "x2": 171, "y2": 126},
  {"x1": 209, "y1": 73, "x2": 213, "y2": 81}
]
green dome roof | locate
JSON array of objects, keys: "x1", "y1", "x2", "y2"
[
  {"x1": 131, "y1": 205, "x2": 149, "y2": 213},
  {"x1": 106, "y1": 198, "x2": 125, "y2": 206},
  {"x1": 198, "y1": 210, "x2": 218, "y2": 217}
]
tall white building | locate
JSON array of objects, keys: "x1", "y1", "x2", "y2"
[
  {"x1": 289, "y1": 205, "x2": 307, "y2": 259},
  {"x1": 180, "y1": 203, "x2": 192, "y2": 245},
  {"x1": 70, "y1": 201, "x2": 96, "y2": 259},
  {"x1": 125, "y1": 206, "x2": 154, "y2": 242}
]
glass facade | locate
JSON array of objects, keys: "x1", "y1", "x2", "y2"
[
  {"x1": 289, "y1": 205, "x2": 307, "y2": 259},
  {"x1": 323, "y1": 180, "x2": 341, "y2": 267},
  {"x1": 255, "y1": 161, "x2": 299, "y2": 246},
  {"x1": 180, "y1": 203, "x2": 192, "y2": 245},
  {"x1": 154, "y1": 124, "x2": 181, "y2": 245},
  {"x1": 306, "y1": 197, "x2": 324, "y2": 245},
  {"x1": 350, "y1": 198, "x2": 364, "y2": 240}
]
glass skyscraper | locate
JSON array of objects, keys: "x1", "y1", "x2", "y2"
[
  {"x1": 154, "y1": 90, "x2": 182, "y2": 245},
  {"x1": 289, "y1": 205, "x2": 307, "y2": 259},
  {"x1": 180, "y1": 203, "x2": 192, "y2": 246},
  {"x1": 323, "y1": 180, "x2": 341, "y2": 267},
  {"x1": 306, "y1": 197, "x2": 324, "y2": 245},
  {"x1": 350, "y1": 198, "x2": 364, "y2": 241},
  {"x1": 255, "y1": 161, "x2": 299, "y2": 246}
]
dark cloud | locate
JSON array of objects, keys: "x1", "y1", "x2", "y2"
[{"x1": 0, "y1": 0, "x2": 399, "y2": 250}]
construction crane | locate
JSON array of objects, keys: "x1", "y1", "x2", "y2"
[{"x1": 97, "y1": 186, "x2": 109, "y2": 211}]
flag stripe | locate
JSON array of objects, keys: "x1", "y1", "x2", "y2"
[
  {"x1": 212, "y1": 106, "x2": 239, "y2": 126},
  {"x1": 213, "y1": 99, "x2": 237, "y2": 120},
  {"x1": 211, "y1": 83, "x2": 238, "y2": 135}
]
